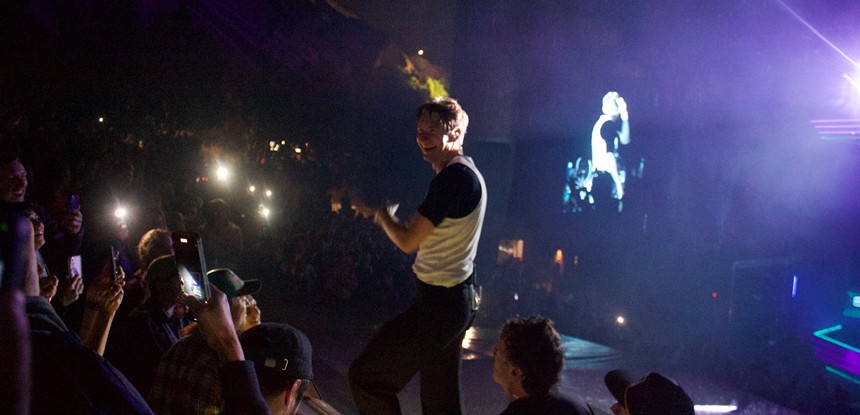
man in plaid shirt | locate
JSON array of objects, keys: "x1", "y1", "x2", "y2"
[{"x1": 149, "y1": 269, "x2": 261, "y2": 413}]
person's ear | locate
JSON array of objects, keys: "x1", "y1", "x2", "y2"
[
  {"x1": 284, "y1": 379, "x2": 304, "y2": 413},
  {"x1": 450, "y1": 128, "x2": 462, "y2": 141}
]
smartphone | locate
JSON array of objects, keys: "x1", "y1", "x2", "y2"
[
  {"x1": 68, "y1": 255, "x2": 82, "y2": 280},
  {"x1": 110, "y1": 245, "x2": 119, "y2": 282},
  {"x1": 171, "y1": 231, "x2": 210, "y2": 301},
  {"x1": 66, "y1": 194, "x2": 81, "y2": 211}
]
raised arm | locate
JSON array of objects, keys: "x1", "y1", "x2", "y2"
[
  {"x1": 182, "y1": 287, "x2": 270, "y2": 415},
  {"x1": 79, "y1": 266, "x2": 125, "y2": 356},
  {"x1": 616, "y1": 97, "x2": 630, "y2": 145},
  {"x1": 352, "y1": 199, "x2": 435, "y2": 254},
  {"x1": 373, "y1": 205, "x2": 435, "y2": 254}
]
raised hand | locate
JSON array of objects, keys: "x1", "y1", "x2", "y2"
[
  {"x1": 39, "y1": 275, "x2": 59, "y2": 301},
  {"x1": 181, "y1": 286, "x2": 244, "y2": 362},
  {"x1": 57, "y1": 208, "x2": 83, "y2": 235},
  {"x1": 60, "y1": 275, "x2": 84, "y2": 306}
]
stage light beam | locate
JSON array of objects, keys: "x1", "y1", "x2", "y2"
[{"x1": 775, "y1": 0, "x2": 859, "y2": 70}]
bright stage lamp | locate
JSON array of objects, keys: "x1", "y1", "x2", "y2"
[
  {"x1": 216, "y1": 166, "x2": 230, "y2": 182},
  {"x1": 258, "y1": 204, "x2": 271, "y2": 219},
  {"x1": 249, "y1": 185, "x2": 256, "y2": 193}
]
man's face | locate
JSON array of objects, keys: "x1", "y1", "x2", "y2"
[
  {"x1": 416, "y1": 112, "x2": 458, "y2": 165},
  {"x1": 492, "y1": 338, "x2": 517, "y2": 392},
  {"x1": 150, "y1": 274, "x2": 183, "y2": 309},
  {"x1": 0, "y1": 159, "x2": 28, "y2": 203},
  {"x1": 231, "y1": 295, "x2": 261, "y2": 334}
]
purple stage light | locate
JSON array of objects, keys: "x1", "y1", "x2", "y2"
[
  {"x1": 812, "y1": 325, "x2": 860, "y2": 379},
  {"x1": 810, "y1": 119, "x2": 860, "y2": 141}
]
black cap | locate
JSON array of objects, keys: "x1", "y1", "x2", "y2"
[
  {"x1": 625, "y1": 372, "x2": 695, "y2": 415},
  {"x1": 604, "y1": 369, "x2": 634, "y2": 403},
  {"x1": 240, "y1": 323, "x2": 313, "y2": 381},
  {"x1": 207, "y1": 268, "x2": 261, "y2": 300},
  {"x1": 145, "y1": 255, "x2": 179, "y2": 282}
]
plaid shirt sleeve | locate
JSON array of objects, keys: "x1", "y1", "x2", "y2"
[{"x1": 150, "y1": 334, "x2": 225, "y2": 414}]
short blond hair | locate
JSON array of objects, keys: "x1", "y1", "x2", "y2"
[{"x1": 415, "y1": 97, "x2": 469, "y2": 137}]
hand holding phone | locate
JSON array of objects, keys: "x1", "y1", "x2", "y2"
[
  {"x1": 62, "y1": 255, "x2": 84, "y2": 306},
  {"x1": 172, "y1": 231, "x2": 210, "y2": 301},
  {"x1": 68, "y1": 255, "x2": 83, "y2": 280}
]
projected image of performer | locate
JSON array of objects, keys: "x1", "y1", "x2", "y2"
[
  {"x1": 349, "y1": 97, "x2": 486, "y2": 415},
  {"x1": 591, "y1": 91, "x2": 630, "y2": 200}
]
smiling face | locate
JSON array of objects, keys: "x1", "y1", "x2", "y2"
[
  {"x1": 231, "y1": 294, "x2": 261, "y2": 334},
  {"x1": 416, "y1": 112, "x2": 461, "y2": 172},
  {"x1": 0, "y1": 159, "x2": 28, "y2": 203}
]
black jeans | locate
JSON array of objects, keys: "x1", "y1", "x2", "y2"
[{"x1": 349, "y1": 275, "x2": 477, "y2": 415}]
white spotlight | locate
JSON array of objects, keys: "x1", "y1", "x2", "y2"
[
  {"x1": 114, "y1": 207, "x2": 128, "y2": 220},
  {"x1": 216, "y1": 166, "x2": 230, "y2": 182},
  {"x1": 258, "y1": 204, "x2": 271, "y2": 219}
]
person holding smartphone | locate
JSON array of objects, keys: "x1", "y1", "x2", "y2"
[
  {"x1": 106, "y1": 255, "x2": 190, "y2": 397},
  {"x1": 17, "y1": 202, "x2": 84, "y2": 310},
  {"x1": 0, "y1": 149, "x2": 85, "y2": 289}
]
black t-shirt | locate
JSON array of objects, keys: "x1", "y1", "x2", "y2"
[
  {"x1": 499, "y1": 393, "x2": 595, "y2": 415},
  {"x1": 418, "y1": 163, "x2": 481, "y2": 226},
  {"x1": 601, "y1": 118, "x2": 621, "y2": 151},
  {"x1": 417, "y1": 162, "x2": 482, "y2": 226}
]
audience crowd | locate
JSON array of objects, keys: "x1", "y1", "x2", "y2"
[{"x1": 0, "y1": 111, "x2": 855, "y2": 415}]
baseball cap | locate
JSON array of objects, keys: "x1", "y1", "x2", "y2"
[
  {"x1": 604, "y1": 370, "x2": 694, "y2": 415},
  {"x1": 604, "y1": 369, "x2": 635, "y2": 403},
  {"x1": 207, "y1": 268, "x2": 261, "y2": 300},
  {"x1": 145, "y1": 255, "x2": 179, "y2": 282},
  {"x1": 239, "y1": 323, "x2": 318, "y2": 397}
]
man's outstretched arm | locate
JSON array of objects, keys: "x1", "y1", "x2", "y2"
[{"x1": 373, "y1": 206, "x2": 435, "y2": 254}]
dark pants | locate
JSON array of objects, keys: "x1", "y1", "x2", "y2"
[{"x1": 349, "y1": 276, "x2": 477, "y2": 415}]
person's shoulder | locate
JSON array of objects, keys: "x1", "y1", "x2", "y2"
[
  {"x1": 547, "y1": 393, "x2": 595, "y2": 415},
  {"x1": 437, "y1": 160, "x2": 479, "y2": 182},
  {"x1": 166, "y1": 333, "x2": 208, "y2": 353},
  {"x1": 503, "y1": 393, "x2": 594, "y2": 415}
]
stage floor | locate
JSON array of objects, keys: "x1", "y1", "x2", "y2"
[{"x1": 268, "y1": 298, "x2": 806, "y2": 415}]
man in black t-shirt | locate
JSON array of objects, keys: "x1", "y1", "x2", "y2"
[
  {"x1": 493, "y1": 317, "x2": 595, "y2": 415},
  {"x1": 349, "y1": 98, "x2": 486, "y2": 414}
]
